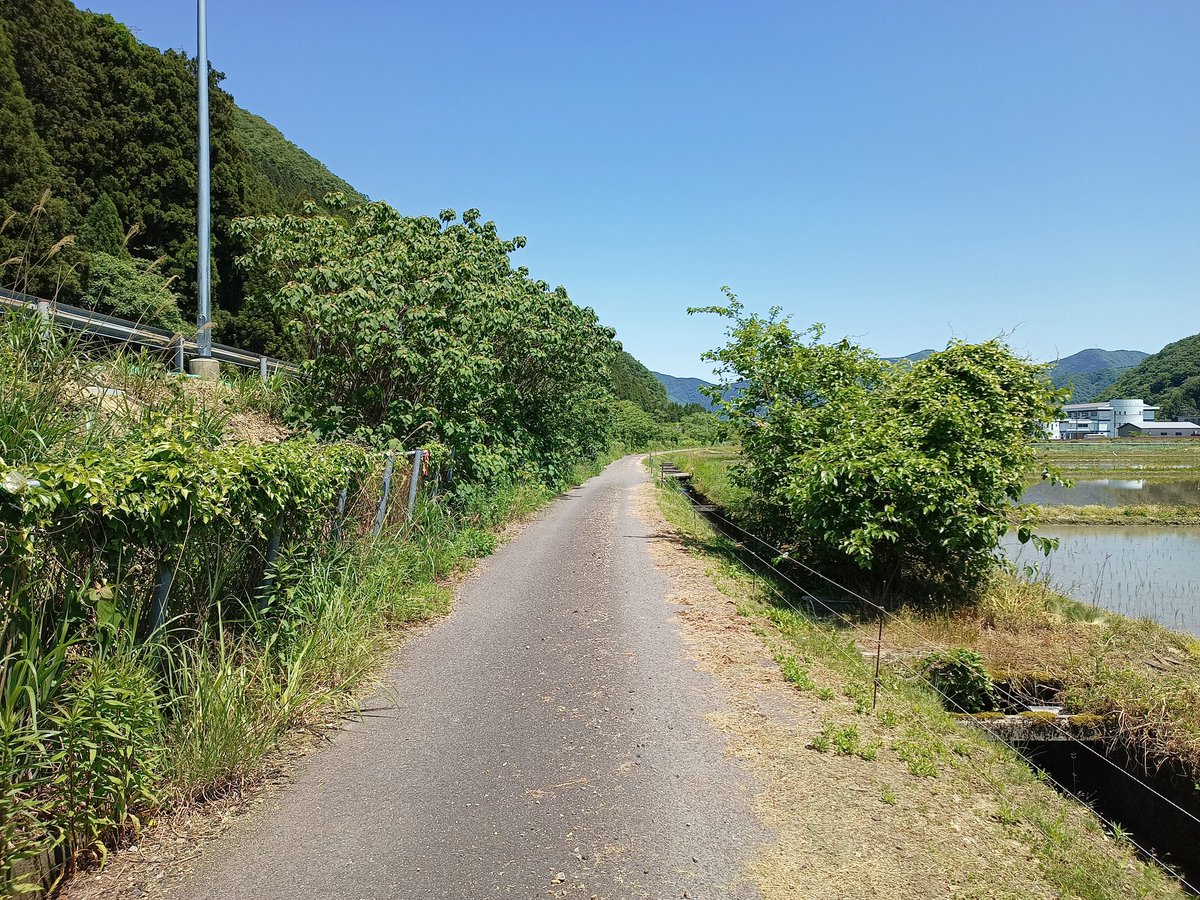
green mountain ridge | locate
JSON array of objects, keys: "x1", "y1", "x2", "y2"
[
  {"x1": 0, "y1": 0, "x2": 363, "y2": 351},
  {"x1": 1048, "y1": 347, "x2": 1150, "y2": 403},
  {"x1": 1098, "y1": 334, "x2": 1200, "y2": 420},
  {"x1": 652, "y1": 346, "x2": 1157, "y2": 407}
]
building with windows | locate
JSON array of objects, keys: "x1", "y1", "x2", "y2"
[{"x1": 1053, "y1": 399, "x2": 1159, "y2": 439}]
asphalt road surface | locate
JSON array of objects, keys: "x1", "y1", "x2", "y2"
[{"x1": 178, "y1": 455, "x2": 766, "y2": 899}]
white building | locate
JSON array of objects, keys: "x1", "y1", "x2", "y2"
[
  {"x1": 1120, "y1": 421, "x2": 1200, "y2": 438},
  {"x1": 1054, "y1": 399, "x2": 1159, "y2": 439}
]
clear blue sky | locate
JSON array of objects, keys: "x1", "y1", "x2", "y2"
[{"x1": 87, "y1": 1, "x2": 1198, "y2": 378}]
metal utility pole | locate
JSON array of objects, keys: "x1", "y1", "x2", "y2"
[{"x1": 191, "y1": 0, "x2": 217, "y2": 378}]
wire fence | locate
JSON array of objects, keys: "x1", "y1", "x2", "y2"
[{"x1": 656, "y1": 462, "x2": 1200, "y2": 893}]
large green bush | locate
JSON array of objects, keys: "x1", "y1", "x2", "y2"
[
  {"x1": 233, "y1": 200, "x2": 615, "y2": 484},
  {"x1": 693, "y1": 290, "x2": 1065, "y2": 603}
]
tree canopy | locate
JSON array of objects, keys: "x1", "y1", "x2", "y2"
[
  {"x1": 694, "y1": 290, "x2": 1064, "y2": 604},
  {"x1": 234, "y1": 201, "x2": 616, "y2": 484}
]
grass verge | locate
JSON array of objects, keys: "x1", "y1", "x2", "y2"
[
  {"x1": 650, "y1": 468, "x2": 1184, "y2": 898},
  {"x1": 1028, "y1": 504, "x2": 1200, "y2": 526},
  {"x1": 660, "y1": 448, "x2": 1200, "y2": 785},
  {"x1": 1033, "y1": 440, "x2": 1200, "y2": 482}
]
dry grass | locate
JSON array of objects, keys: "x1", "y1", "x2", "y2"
[{"x1": 637, "y1": 478, "x2": 1182, "y2": 899}]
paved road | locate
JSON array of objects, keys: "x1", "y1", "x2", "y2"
[{"x1": 178, "y1": 456, "x2": 766, "y2": 899}]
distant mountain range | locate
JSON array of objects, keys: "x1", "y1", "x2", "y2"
[
  {"x1": 650, "y1": 372, "x2": 720, "y2": 408},
  {"x1": 1049, "y1": 348, "x2": 1150, "y2": 402},
  {"x1": 651, "y1": 346, "x2": 1154, "y2": 409}
]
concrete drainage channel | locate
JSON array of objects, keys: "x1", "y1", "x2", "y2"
[
  {"x1": 656, "y1": 459, "x2": 1200, "y2": 892},
  {"x1": 961, "y1": 689, "x2": 1200, "y2": 891}
]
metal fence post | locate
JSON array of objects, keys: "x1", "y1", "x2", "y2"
[
  {"x1": 259, "y1": 356, "x2": 268, "y2": 381},
  {"x1": 174, "y1": 335, "x2": 185, "y2": 374},
  {"x1": 151, "y1": 563, "x2": 173, "y2": 632},
  {"x1": 333, "y1": 486, "x2": 348, "y2": 541},
  {"x1": 258, "y1": 520, "x2": 283, "y2": 611},
  {"x1": 406, "y1": 448, "x2": 424, "y2": 520},
  {"x1": 373, "y1": 451, "x2": 396, "y2": 535},
  {"x1": 35, "y1": 298, "x2": 50, "y2": 343}
]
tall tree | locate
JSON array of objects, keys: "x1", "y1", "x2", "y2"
[
  {"x1": 0, "y1": 19, "x2": 76, "y2": 296},
  {"x1": 78, "y1": 193, "x2": 125, "y2": 257}
]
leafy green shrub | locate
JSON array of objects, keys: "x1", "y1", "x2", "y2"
[
  {"x1": 233, "y1": 201, "x2": 615, "y2": 484},
  {"x1": 690, "y1": 289, "x2": 1066, "y2": 602},
  {"x1": 920, "y1": 649, "x2": 996, "y2": 714}
]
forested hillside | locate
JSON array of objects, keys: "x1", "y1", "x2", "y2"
[
  {"x1": 1100, "y1": 333, "x2": 1200, "y2": 419},
  {"x1": 1048, "y1": 348, "x2": 1149, "y2": 402},
  {"x1": 652, "y1": 371, "x2": 718, "y2": 408},
  {"x1": 611, "y1": 351, "x2": 675, "y2": 419},
  {"x1": 0, "y1": 0, "x2": 361, "y2": 347}
]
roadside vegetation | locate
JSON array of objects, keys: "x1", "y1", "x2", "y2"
[
  {"x1": 662, "y1": 446, "x2": 1200, "y2": 873},
  {"x1": 0, "y1": 159, "x2": 634, "y2": 892},
  {"x1": 689, "y1": 289, "x2": 1065, "y2": 606},
  {"x1": 0, "y1": 307, "x2": 618, "y2": 895},
  {"x1": 651, "y1": 471, "x2": 1183, "y2": 899},
  {"x1": 656, "y1": 294, "x2": 1200, "y2": 890}
]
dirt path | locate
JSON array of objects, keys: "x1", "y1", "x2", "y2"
[{"x1": 129, "y1": 455, "x2": 768, "y2": 899}]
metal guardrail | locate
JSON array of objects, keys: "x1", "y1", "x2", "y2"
[{"x1": 0, "y1": 287, "x2": 297, "y2": 375}]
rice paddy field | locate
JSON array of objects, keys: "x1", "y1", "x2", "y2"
[{"x1": 1034, "y1": 439, "x2": 1200, "y2": 482}]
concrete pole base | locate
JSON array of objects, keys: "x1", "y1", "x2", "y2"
[{"x1": 187, "y1": 357, "x2": 221, "y2": 381}]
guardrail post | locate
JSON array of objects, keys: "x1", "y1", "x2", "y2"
[
  {"x1": 407, "y1": 449, "x2": 424, "y2": 520},
  {"x1": 174, "y1": 335, "x2": 185, "y2": 374},
  {"x1": 373, "y1": 451, "x2": 396, "y2": 535},
  {"x1": 259, "y1": 357, "x2": 268, "y2": 381}
]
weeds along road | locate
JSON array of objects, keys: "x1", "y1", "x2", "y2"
[{"x1": 177, "y1": 455, "x2": 767, "y2": 899}]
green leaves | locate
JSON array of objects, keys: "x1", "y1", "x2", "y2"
[
  {"x1": 232, "y1": 201, "x2": 616, "y2": 484},
  {"x1": 694, "y1": 300, "x2": 1067, "y2": 602}
]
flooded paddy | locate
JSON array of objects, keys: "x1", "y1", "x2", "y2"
[
  {"x1": 1023, "y1": 478, "x2": 1200, "y2": 507},
  {"x1": 1002, "y1": 526, "x2": 1200, "y2": 635}
]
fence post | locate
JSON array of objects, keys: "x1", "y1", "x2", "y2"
[
  {"x1": 333, "y1": 486, "x2": 348, "y2": 541},
  {"x1": 871, "y1": 610, "x2": 884, "y2": 711},
  {"x1": 151, "y1": 563, "x2": 173, "y2": 632},
  {"x1": 258, "y1": 520, "x2": 284, "y2": 611},
  {"x1": 406, "y1": 448, "x2": 424, "y2": 520},
  {"x1": 373, "y1": 451, "x2": 396, "y2": 535},
  {"x1": 35, "y1": 298, "x2": 50, "y2": 343}
]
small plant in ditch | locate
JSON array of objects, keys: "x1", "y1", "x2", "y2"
[{"x1": 919, "y1": 648, "x2": 996, "y2": 714}]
